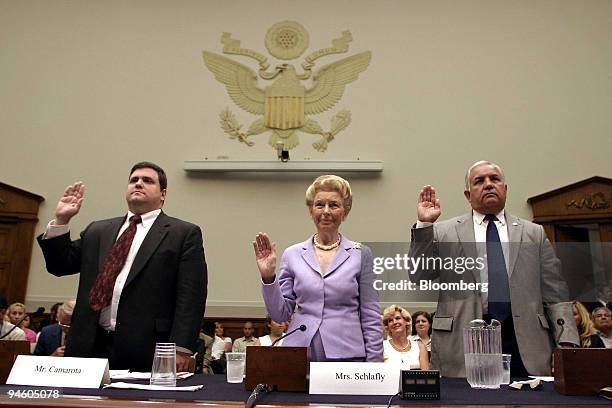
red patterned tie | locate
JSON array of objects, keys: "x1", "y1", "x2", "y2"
[{"x1": 88, "y1": 215, "x2": 142, "y2": 311}]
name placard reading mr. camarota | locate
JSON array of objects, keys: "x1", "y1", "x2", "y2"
[
  {"x1": 7, "y1": 356, "x2": 110, "y2": 389},
  {"x1": 309, "y1": 362, "x2": 400, "y2": 395}
]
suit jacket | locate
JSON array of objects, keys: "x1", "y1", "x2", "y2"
[
  {"x1": 37, "y1": 212, "x2": 207, "y2": 371},
  {"x1": 262, "y1": 236, "x2": 383, "y2": 361},
  {"x1": 34, "y1": 323, "x2": 61, "y2": 356},
  {"x1": 408, "y1": 212, "x2": 578, "y2": 377}
]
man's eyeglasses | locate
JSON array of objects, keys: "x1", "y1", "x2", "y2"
[{"x1": 59, "y1": 323, "x2": 71, "y2": 329}]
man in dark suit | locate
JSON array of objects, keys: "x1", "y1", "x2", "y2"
[
  {"x1": 38, "y1": 162, "x2": 207, "y2": 371},
  {"x1": 34, "y1": 300, "x2": 75, "y2": 356}
]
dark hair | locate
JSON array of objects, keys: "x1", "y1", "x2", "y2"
[
  {"x1": 130, "y1": 162, "x2": 167, "y2": 190},
  {"x1": 0, "y1": 293, "x2": 7, "y2": 310},
  {"x1": 411, "y1": 311, "x2": 433, "y2": 336},
  {"x1": 201, "y1": 320, "x2": 216, "y2": 337},
  {"x1": 264, "y1": 315, "x2": 273, "y2": 334}
]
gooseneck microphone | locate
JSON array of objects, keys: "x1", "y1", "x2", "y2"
[{"x1": 271, "y1": 324, "x2": 306, "y2": 346}]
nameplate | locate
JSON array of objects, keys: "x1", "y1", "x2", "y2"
[
  {"x1": 7, "y1": 356, "x2": 110, "y2": 388},
  {"x1": 309, "y1": 362, "x2": 400, "y2": 395}
]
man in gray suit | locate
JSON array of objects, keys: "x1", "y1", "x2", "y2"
[{"x1": 409, "y1": 161, "x2": 578, "y2": 378}]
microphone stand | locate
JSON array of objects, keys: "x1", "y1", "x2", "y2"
[
  {"x1": 555, "y1": 318, "x2": 565, "y2": 345},
  {"x1": 246, "y1": 383, "x2": 271, "y2": 408}
]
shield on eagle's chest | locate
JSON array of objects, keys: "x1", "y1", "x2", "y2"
[{"x1": 264, "y1": 82, "x2": 305, "y2": 130}]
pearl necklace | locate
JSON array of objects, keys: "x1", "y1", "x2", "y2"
[
  {"x1": 313, "y1": 233, "x2": 341, "y2": 251},
  {"x1": 390, "y1": 338, "x2": 411, "y2": 352}
]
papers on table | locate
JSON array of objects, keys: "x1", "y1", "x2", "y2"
[
  {"x1": 509, "y1": 378, "x2": 542, "y2": 390},
  {"x1": 104, "y1": 382, "x2": 203, "y2": 391},
  {"x1": 529, "y1": 376, "x2": 554, "y2": 382},
  {"x1": 109, "y1": 370, "x2": 193, "y2": 380}
]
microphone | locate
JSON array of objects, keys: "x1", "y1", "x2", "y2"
[
  {"x1": 271, "y1": 324, "x2": 306, "y2": 346},
  {"x1": 245, "y1": 383, "x2": 271, "y2": 408},
  {"x1": 555, "y1": 318, "x2": 565, "y2": 345}
]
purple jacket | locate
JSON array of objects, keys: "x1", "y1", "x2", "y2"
[{"x1": 262, "y1": 236, "x2": 383, "y2": 361}]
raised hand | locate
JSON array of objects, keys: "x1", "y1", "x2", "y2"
[
  {"x1": 55, "y1": 182, "x2": 85, "y2": 225},
  {"x1": 417, "y1": 185, "x2": 441, "y2": 223},
  {"x1": 253, "y1": 232, "x2": 277, "y2": 284}
]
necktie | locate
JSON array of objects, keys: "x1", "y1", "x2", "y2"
[
  {"x1": 89, "y1": 215, "x2": 142, "y2": 311},
  {"x1": 485, "y1": 214, "x2": 511, "y2": 321}
]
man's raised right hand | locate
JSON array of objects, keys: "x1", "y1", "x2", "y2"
[
  {"x1": 417, "y1": 185, "x2": 441, "y2": 223},
  {"x1": 54, "y1": 182, "x2": 85, "y2": 225}
]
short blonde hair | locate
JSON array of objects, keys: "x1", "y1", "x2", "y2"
[
  {"x1": 305, "y1": 175, "x2": 353, "y2": 215},
  {"x1": 382, "y1": 304, "x2": 412, "y2": 334},
  {"x1": 8, "y1": 302, "x2": 26, "y2": 313}
]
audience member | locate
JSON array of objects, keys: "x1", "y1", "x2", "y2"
[
  {"x1": 382, "y1": 305, "x2": 429, "y2": 370},
  {"x1": 195, "y1": 321, "x2": 214, "y2": 374},
  {"x1": 258, "y1": 315, "x2": 285, "y2": 346},
  {"x1": 572, "y1": 301, "x2": 604, "y2": 348},
  {"x1": 592, "y1": 306, "x2": 612, "y2": 348},
  {"x1": 0, "y1": 294, "x2": 25, "y2": 341},
  {"x1": 232, "y1": 321, "x2": 259, "y2": 352},
  {"x1": 211, "y1": 322, "x2": 232, "y2": 360},
  {"x1": 582, "y1": 285, "x2": 612, "y2": 313},
  {"x1": 410, "y1": 311, "x2": 432, "y2": 352},
  {"x1": 8, "y1": 303, "x2": 37, "y2": 343},
  {"x1": 38, "y1": 302, "x2": 63, "y2": 330},
  {"x1": 34, "y1": 300, "x2": 75, "y2": 356}
]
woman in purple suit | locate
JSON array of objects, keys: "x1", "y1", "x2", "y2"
[{"x1": 253, "y1": 175, "x2": 383, "y2": 361}]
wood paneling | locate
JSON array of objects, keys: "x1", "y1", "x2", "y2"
[{"x1": 0, "y1": 183, "x2": 43, "y2": 304}]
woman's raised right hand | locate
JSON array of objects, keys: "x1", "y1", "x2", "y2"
[{"x1": 253, "y1": 232, "x2": 277, "y2": 284}]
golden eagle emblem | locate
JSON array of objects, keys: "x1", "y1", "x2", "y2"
[{"x1": 202, "y1": 21, "x2": 371, "y2": 152}]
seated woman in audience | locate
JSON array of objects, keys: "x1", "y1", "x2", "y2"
[
  {"x1": 382, "y1": 305, "x2": 429, "y2": 369},
  {"x1": 573, "y1": 301, "x2": 605, "y2": 348},
  {"x1": 211, "y1": 322, "x2": 232, "y2": 359},
  {"x1": 410, "y1": 311, "x2": 432, "y2": 352},
  {"x1": 209, "y1": 321, "x2": 231, "y2": 374},
  {"x1": 258, "y1": 315, "x2": 286, "y2": 346},
  {"x1": 7, "y1": 303, "x2": 36, "y2": 343}
]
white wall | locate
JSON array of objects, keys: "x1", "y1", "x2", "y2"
[{"x1": 1, "y1": 0, "x2": 610, "y2": 316}]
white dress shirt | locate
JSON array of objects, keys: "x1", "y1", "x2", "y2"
[
  {"x1": 416, "y1": 209, "x2": 510, "y2": 313},
  {"x1": 44, "y1": 209, "x2": 162, "y2": 330}
]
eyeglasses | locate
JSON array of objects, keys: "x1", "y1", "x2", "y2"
[{"x1": 59, "y1": 323, "x2": 71, "y2": 329}]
